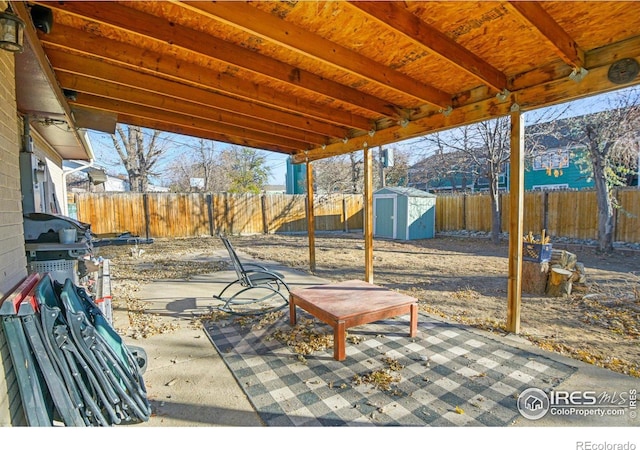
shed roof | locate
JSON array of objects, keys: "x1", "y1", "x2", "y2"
[
  {"x1": 375, "y1": 187, "x2": 436, "y2": 198},
  {"x1": 13, "y1": 1, "x2": 640, "y2": 163}
]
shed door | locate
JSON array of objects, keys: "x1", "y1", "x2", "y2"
[{"x1": 374, "y1": 196, "x2": 396, "y2": 238}]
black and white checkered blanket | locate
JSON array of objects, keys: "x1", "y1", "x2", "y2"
[{"x1": 204, "y1": 311, "x2": 576, "y2": 426}]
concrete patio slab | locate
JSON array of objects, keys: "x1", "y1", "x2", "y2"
[
  {"x1": 116, "y1": 250, "x2": 328, "y2": 427},
  {"x1": 114, "y1": 249, "x2": 638, "y2": 429}
]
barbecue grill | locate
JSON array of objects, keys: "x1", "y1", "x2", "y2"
[{"x1": 23, "y1": 213, "x2": 94, "y2": 282}]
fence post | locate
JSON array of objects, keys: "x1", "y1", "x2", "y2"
[
  {"x1": 224, "y1": 192, "x2": 230, "y2": 235},
  {"x1": 206, "y1": 193, "x2": 214, "y2": 236},
  {"x1": 143, "y1": 193, "x2": 150, "y2": 240},
  {"x1": 343, "y1": 196, "x2": 349, "y2": 232},
  {"x1": 543, "y1": 191, "x2": 549, "y2": 234},
  {"x1": 261, "y1": 194, "x2": 269, "y2": 234},
  {"x1": 613, "y1": 188, "x2": 619, "y2": 242},
  {"x1": 462, "y1": 194, "x2": 467, "y2": 231}
]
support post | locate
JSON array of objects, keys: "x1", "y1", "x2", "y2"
[
  {"x1": 378, "y1": 146, "x2": 386, "y2": 188},
  {"x1": 507, "y1": 110, "x2": 525, "y2": 333},
  {"x1": 306, "y1": 160, "x2": 316, "y2": 272},
  {"x1": 363, "y1": 145, "x2": 374, "y2": 283}
]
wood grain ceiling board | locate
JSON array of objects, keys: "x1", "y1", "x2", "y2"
[{"x1": 19, "y1": 0, "x2": 640, "y2": 162}]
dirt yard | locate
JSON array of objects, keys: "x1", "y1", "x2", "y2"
[{"x1": 95, "y1": 232, "x2": 639, "y2": 378}]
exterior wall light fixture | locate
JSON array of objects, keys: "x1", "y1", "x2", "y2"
[{"x1": 0, "y1": 5, "x2": 25, "y2": 53}]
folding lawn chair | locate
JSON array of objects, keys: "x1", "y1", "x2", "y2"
[
  {"x1": 214, "y1": 235, "x2": 290, "y2": 315},
  {"x1": 29, "y1": 275, "x2": 151, "y2": 426},
  {"x1": 57, "y1": 279, "x2": 151, "y2": 424}
]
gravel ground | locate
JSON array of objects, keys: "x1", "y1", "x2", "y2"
[{"x1": 94, "y1": 232, "x2": 640, "y2": 379}]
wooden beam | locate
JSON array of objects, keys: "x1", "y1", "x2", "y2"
[
  {"x1": 49, "y1": 49, "x2": 345, "y2": 140},
  {"x1": 507, "y1": 1, "x2": 585, "y2": 69},
  {"x1": 39, "y1": 23, "x2": 374, "y2": 132},
  {"x1": 305, "y1": 160, "x2": 316, "y2": 273},
  {"x1": 40, "y1": 1, "x2": 402, "y2": 119},
  {"x1": 182, "y1": 1, "x2": 452, "y2": 108},
  {"x1": 73, "y1": 94, "x2": 304, "y2": 153},
  {"x1": 507, "y1": 110, "x2": 525, "y2": 334},
  {"x1": 114, "y1": 113, "x2": 294, "y2": 155},
  {"x1": 586, "y1": 35, "x2": 640, "y2": 69},
  {"x1": 349, "y1": 1, "x2": 507, "y2": 92},
  {"x1": 363, "y1": 145, "x2": 374, "y2": 284},
  {"x1": 57, "y1": 71, "x2": 329, "y2": 147},
  {"x1": 292, "y1": 40, "x2": 640, "y2": 164},
  {"x1": 292, "y1": 98, "x2": 514, "y2": 163}
]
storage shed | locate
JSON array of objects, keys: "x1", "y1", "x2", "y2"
[{"x1": 373, "y1": 187, "x2": 436, "y2": 240}]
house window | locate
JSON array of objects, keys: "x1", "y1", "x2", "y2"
[{"x1": 533, "y1": 148, "x2": 570, "y2": 171}]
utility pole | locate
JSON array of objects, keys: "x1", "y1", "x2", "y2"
[
  {"x1": 379, "y1": 146, "x2": 394, "y2": 188},
  {"x1": 379, "y1": 146, "x2": 386, "y2": 188}
]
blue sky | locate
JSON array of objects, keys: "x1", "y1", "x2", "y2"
[
  {"x1": 88, "y1": 129, "x2": 292, "y2": 186},
  {"x1": 87, "y1": 86, "x2": 638, "y2": 187}
]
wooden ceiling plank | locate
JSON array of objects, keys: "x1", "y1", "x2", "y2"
[
  {"x1": 56, "y1": 71, "x2": 328, "y2": 147},
  {"x1": 38, "y1": 1, "x2": 402, "y2": 119},
  {"x1": 46, "y1": 47, "x2": 343, "y2": 142},
  {"x1": 348, "y1": 1, "x2": 507, "y2": 92},
  {"x1": 507, "y1": 1, "x2": 585, "y2": 69},
  {"x1": 181, "y1": 1, "x2": 452, "y2": 108},
  {"x1": 74, "y1": 93, "x2": 307, "y2": 152}
]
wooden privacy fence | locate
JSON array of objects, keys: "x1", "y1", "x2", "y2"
[
  {"x1": 435, "y1": 188, "x2": 640, "y2": 243},
  {"x1": 74, "y1": 192, "x2": 364, "y2": 238},
  {"x1": 75, "y1": 189, "x2": 639, "y2": 243}
]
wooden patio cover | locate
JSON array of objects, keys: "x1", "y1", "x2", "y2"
[{"x1": 15, "y1": 1, "x2": 640, "y2": 332}]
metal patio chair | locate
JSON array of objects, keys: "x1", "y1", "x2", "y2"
[{"x1": 214, "y1": 235, "x2": 290, "y2": 315}]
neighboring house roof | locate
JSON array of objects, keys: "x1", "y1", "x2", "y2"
[
  {"x1": 409, "y1": 150, "x2": 473, "y2": 173},
  {"x1": 147, "y1": 185, "x2": 170, "y2": 193},
  {"x1": 409, "y1": 109, "x2": 639, "y2": 191},
  {"x1": 263, "y1": 184, "x2": 286, "y2": 192}
]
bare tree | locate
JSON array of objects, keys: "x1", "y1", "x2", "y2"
[
  {"x1": 166, "y1": 143, "x2": 270, "y2": 193},
  {"x1": 415, "y1": 106, "x2": 570, "y2": 243},
  {"x1": 349, "y1": 152, "x2": 363, "y2": 194},
  {"x1": 167, "y1": 140, "x2": 230, "y2": 192},
  {"x1": 418, "y1": 118, "x2": 511, "y2": 243},
  {"x1": 313, "y1": 154, "x2": 354, "y2": 194},
  {"x1": 379, "y1": 146, "x2": 410, "y2": 188},
  {"x1": 166, "y1": 154, "x2": 193, "y2": 192},
  {"x1": 312, "y1": 149, "x2": 407, "y2": 195},
  {"x1": 417, "y1": 127, "x2": 480, "y2": 193},
  {"x1": 111, "y1": 125, "x2": 166, "y2": 192},
  {"x1": 309, "y1": 147, "x2": 408, "y2": 195},
  {"x1": 535, "y1": 88, "x2": 640, "y2": 252}
]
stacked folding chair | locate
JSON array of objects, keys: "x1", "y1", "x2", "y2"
[{"x1": 0, "y1": 273, "x2": 151, "y2": 426}]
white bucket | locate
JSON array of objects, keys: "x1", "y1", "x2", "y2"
[{"x1": 58, "y1": 228, "x2": 77, "y2": 244}]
